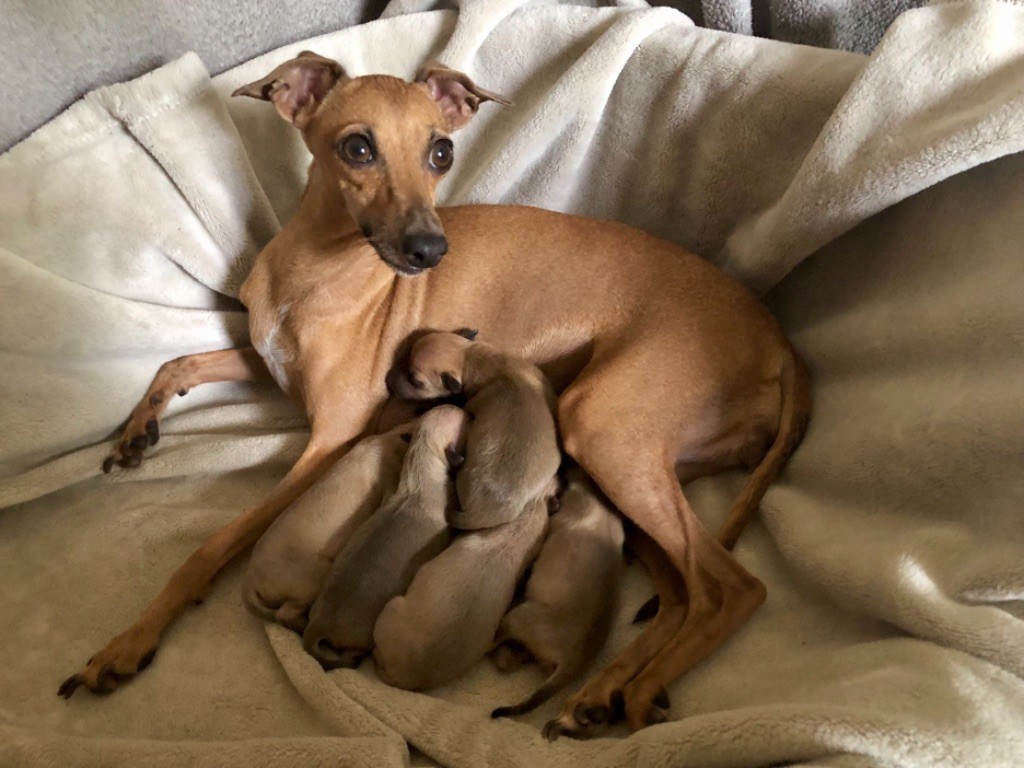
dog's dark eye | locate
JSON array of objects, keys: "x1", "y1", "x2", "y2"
[
  {"x1": 429, "y1": 139, "x2": 454, "y2": 172},
  {"x1": 339, "y1": 134, "x2": 375, "y2": 165},
  {"x1": 408, "y1": 372, "x2": 426, "y2": 390}
]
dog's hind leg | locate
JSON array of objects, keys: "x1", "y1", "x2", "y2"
[
  {"x1": 104, "y1": 347, "x2": 271, "y2": 472},
  {"x1": 548, "y1": 345, "x2": 767, "y2": 735}
]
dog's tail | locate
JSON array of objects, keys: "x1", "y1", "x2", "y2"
[
  {"x1": 490, "y1": 664, "x2": 576, "y2": 719},
  {"x1": 717, "y1": 344, "x2": 812, "y2": 550}
]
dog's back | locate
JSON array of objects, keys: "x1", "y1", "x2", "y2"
[
  {"x1": 373, "y1": 494, "x2": 549, "y2": 690},
  {"x1": 451, "y1": 354, "x2": 560, "y2": 530},
  {"x1": 491, "y1": 471, "x2": 625, "y2": 718},
  {"x1": 244, "y1": 425, "x2": 412, "y2": 631},
  {"x1": 302, "y1": 406, "x2": 465, "y2": 669}
]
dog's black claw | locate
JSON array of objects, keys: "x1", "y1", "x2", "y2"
[
  {"x1": 129, "y1": 435, "x2": 148, "y2": 451},
  {"x1": 57, "y1": 675, "x2": 82, "y2": 699},
  {"x1": 123, "y1": 453, "x2": 142, "y2": 468},
  {"x1": 646, "y1": 706, "x2": 667, "y2": 727},
  {"x1": 584, "y1": 705, "x2": 609, "y2": 724},
  {"x1": 145, "y1": 419, "x2": 159, "y2": 446},
  {"x1": 138, "y1": 649, "x2": 157, "y2": 671},
  {"x1": 653, "y1": 687, "x2": 670, "y2": 710},
  {"x1": 573, "y1": 702, "x2": 591, "y2": 726},
  {"x1": 102, "y1": 456, "x2": 115, "y2": 474},
  {"x1": 96, "y1": 665, "x2": 119, "y2": 692},
  {"x1": 178, "y1": 389, "x2": 188, "y2": 397},
  {"x1": 542, "y1": 721, "x2": 562, "y2": 741},
  {"x1": 609, "y1": 690, "x2": 626, "y2": 721},
  {"x1": 633, "y1": 594, "x2": 659, "y2": 623}
]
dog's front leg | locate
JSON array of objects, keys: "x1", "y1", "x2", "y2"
[
  {"x1": 58, "y1": 428, "x2": 348, "y2": 698},
  {"x1": 104, "y1": 348, "x2": 271, "y2": 472}
]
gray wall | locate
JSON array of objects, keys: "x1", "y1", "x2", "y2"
[{"x1": 0, "y1": 0, "x2": 387, "y2": 151}]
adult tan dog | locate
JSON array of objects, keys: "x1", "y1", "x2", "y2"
[{"x1": 58, "y1": 50, "x2": 811, "y2": 735}]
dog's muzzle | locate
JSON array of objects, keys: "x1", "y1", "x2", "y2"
[{"x1": 402, "y1": 232, "x2": 448, "y2": 270}]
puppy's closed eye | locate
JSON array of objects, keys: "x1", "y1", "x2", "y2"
[{"x1": 408, "y1": 372, "x2": 426, "y2": 390}]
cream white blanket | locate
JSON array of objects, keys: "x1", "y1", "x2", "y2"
[{"x1": 2, "y1": 1, "x2": 1023, "y2": 766}]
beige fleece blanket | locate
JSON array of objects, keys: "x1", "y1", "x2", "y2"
[{"x1": 2, "y1": 1, "x2": 1024, "y2": 766}]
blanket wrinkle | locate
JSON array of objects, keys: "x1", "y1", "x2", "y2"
[{"x1": 2, "y1": 1, "x2": 1023, "y2": 767}]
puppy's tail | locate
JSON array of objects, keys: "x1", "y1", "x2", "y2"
[
  {"x1": 717, "y1": 344, "x2": 812, "y2": 550},
  {"x1": 491, "y1": 665, "x2": 575, "y2": 719}
]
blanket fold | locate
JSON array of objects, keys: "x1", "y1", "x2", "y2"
[{"x1": 2, "y1": 2, "x2": 1023, "y2": 767}]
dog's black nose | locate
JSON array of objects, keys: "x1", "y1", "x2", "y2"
[{"x1": 403, "y1": 233, "x2": 448, "y2": 269}]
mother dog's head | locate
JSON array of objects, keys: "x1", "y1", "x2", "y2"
[{"x1": 233, "y1": 51, "x2": 509, "y2": 275}]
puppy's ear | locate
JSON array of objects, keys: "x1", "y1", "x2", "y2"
[
  {"x1": 399, "y1": 432, "x2": 413, "y2": 444},
  {"x1": 445, "y1": 445, "x2": 466, "y2": 469},
  {"x1": 455, "y1": 327, "x2": 479, "y2": 341},
  {"x1": 417, "y1": 62, "x2": 511, "y2": 130},
  {"x1": 232, "y1": 50, "x2": 346, "y2": 128},
  {"x1": 441, "y1": 372, "x2": 462, "y2": 395}
]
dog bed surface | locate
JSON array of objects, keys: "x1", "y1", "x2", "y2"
[{"x1": 1, "y1": 1, "x2": 1023, "y2": 766}]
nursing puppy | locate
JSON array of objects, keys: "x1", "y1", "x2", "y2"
[
  {"x1": 302, "y1": 405, "x2": 467, "y2": 669},
  {"x1": 372, "y1": 494, "x2": 549, "y2": 691},
  {"x1": 243, "y1": 419, "x2": 416, "y2": 632},
  {"x1": 491, "y1": 468, "x2": 625, "y2": 719},
  {"x1": 386, "y1": 330, "x2": 560, "y2": 530}
]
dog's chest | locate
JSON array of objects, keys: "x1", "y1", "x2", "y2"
[{"x1": 250, "y1": 303, "x2": 294, "y2": 396}]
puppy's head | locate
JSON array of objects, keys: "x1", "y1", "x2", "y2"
[
  {"x1": 232, "y1": 53, "x2": 509, "y2": 276},
  {"x1": 385, "y1": 328, "x2": 478, "y2": 401}
]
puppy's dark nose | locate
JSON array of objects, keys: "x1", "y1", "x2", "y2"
[{"x1": 402, "y1": 233, "x2": 448, "y2": 269}]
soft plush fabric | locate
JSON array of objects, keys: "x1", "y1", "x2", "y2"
[{"x1": 1, "y1": 1, "x2": 1023, "y2": 766}]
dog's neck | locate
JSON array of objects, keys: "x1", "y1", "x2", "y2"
[{"x1": 296, "y1": 161, "x2": 362, "y2": 244}]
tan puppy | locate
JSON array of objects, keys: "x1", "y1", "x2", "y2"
[
  {"x1": 490, "y1": 468, "x2": 625, "y2": 723},
  {"x1": 372, "y1": 494, "x2": 549, "y2": 690},
  {"x1": 66, "y1": 54, "x2": 812, "y2": 736},
  {"x1": 386, "y1": 330, "x2": 561, "y2": 530},
  {"x1": 243, "y1": 419, "x2": 417, "y2": 632},
  {"x1": 302, "y1": 405, "x2": 466, "y2": 669}
]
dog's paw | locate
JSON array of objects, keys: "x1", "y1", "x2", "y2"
[
  {"x1": 58, "y1": 630, "x2": 159, "y2": 699},
  {"x1": 621, "y1": 679, "x2": 671, "y2": 732},
  {"x1": 102, "y1": 390, "x2": 177, "y2": 473},
  {"x1": 543, "y1": 688, "x2": 625, "y2": 741}
]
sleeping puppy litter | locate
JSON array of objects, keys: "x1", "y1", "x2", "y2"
[
  {"x1": 243, "y1": 419, "x2": 416, "y2": 632},
  {"x1": 372, "y1": 491, "x2": 549, "y2": 691},
  {"x1": 386, "y1": 329, "x2": 561, "y2": 530},
  {"x1": 490, "y1": 467, "x2": 625, "y2": 721},
  {"x1": 302, "y1": 405, "x2": 467, "y2": 669}
]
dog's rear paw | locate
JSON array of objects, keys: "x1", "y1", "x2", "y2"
[{"x1": 58, "y1": 630, "x2": 158, "y2": 699}]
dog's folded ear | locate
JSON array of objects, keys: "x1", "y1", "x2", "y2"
[
  {"x1": 441, "y1": 372, "x2": 463, "y2": 395},
  {"x1": 416, "y1": 62, "x2": 511, "y2": 130},
  {"x1": 232, "y1": 51, "x2": 346, "y2": 128},
  {"x1": 444, "y1": 445, "x2": 466, "y2": 470}
]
